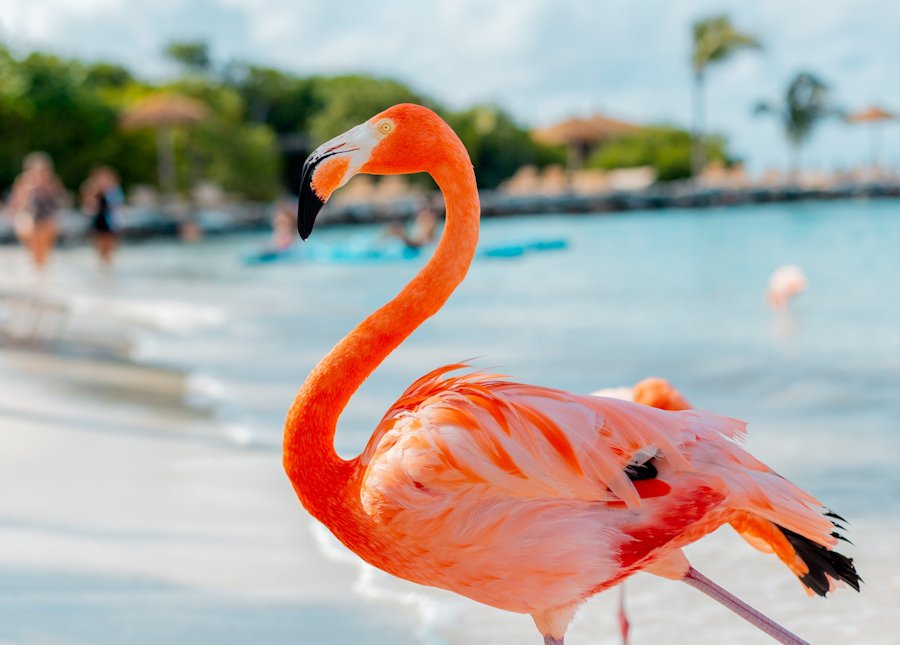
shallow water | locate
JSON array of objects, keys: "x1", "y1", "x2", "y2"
[{"x1": 1, "y1": 198, "x2": 898, "y2": 643}]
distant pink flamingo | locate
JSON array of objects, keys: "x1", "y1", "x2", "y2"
[
  {"x1": 767, "y1": 265, "x2": 808, "y2": 310},
  {"x1": 284, "y1": 104, "x2": 859, "y2": 644}
]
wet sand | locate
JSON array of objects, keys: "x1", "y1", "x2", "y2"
[{"x1": 0, "y1": 352, "x2": 417, "y2": 645}]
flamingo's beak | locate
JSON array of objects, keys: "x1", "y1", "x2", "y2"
[
  {"x1": 297, "y1": 148, "x2": 348, "y2": 240},
  {"x1": 297, "y1": 123, "x2": 374, "y2": 240}
]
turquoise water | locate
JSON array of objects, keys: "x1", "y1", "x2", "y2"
[{"x1": 4, "y1": 198, "x2": 897, "y2": 644}]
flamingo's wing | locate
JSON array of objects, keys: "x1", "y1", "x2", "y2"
[
  {"x1": 358, "y1": 366, "x2": 857, "y2": 601},
  {"x1": 359, "y1": 364, "x2": 747, "y2": 514}
]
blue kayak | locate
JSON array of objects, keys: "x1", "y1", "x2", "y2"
[
  {"x1": 479, "y1": 238, "x2": 568, "y2": 258},
  {"x1": 244, "y1": 238, "x2": 568, "y2": 266}
]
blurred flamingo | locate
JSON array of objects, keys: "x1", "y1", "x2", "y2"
[
  {"x1": 767, "y1": 265, "x2": 808, "y2": 310},
  {"x1": 593, "y1": 377, "x2": 693, "y2": 412},
  {"x1": 284, "y1": 104, "x2": 859, "y2": 644}
]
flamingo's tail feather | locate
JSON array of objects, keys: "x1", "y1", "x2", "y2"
[
  {"x1": 775, "y1": 524, "x2": 861, "y2": 596},
  {"x1": 729, "y1": 510, "x2": 861, "y2": 597}
]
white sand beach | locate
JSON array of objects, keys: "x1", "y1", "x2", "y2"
[{"x1": 0, "y1": 350, "x2": 418, "y2": 645}]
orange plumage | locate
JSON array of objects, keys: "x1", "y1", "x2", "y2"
[{"x1": 284, "y1": 104, "x2": 859, "y2": 644}]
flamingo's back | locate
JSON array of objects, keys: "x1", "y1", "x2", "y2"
[{"x1": 355, "y1": 366, "x2": 858, "y2": 612}]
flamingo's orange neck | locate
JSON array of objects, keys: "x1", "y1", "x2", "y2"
[{"x1": 283, "y1": 134, "x2": 479, "y2": 524}]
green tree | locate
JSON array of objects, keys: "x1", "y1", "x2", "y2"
[
  {"x1": 691, "y1": 14, "x2": 760, "y2": 176},
  {"x1": 587, "y1": 126, "x2": 729, "y2": 182},
  {"x1": 83, "y1": 62, "x2": 134, "y2": 89},
  {"x1": 7, "y1": 52, "x2": 152, "y2": 189},
  {"x1": 0, "y1": 42, "x2": 564, "y2": 199},
  {"x1": 307, "y1": 75, "x2": 428, "y2": 142},
  {"x1": 190, "y1": 120, "x2": 279, "y2": 200},
  {"x1": 754, "y1": 72, "x2": 835, "y2": 176},
  {"x1": 228, "y1": 65, "x2": 321, "y2": 134},
  {"x1": 169, "y1": 79, "x2": 280, "y2": 199},
  {"x1": 445, "y1": 106, "x2": 564, "y2": 188},
  {"x1": 0, "y1": 44, "x2": 33, "y2": 189},
  {"x1": 164, "y1": 40, "x2": 211, "y2": 75}
]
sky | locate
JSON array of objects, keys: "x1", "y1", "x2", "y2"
[{"x1": 1, "y1": 0, "x2": 899, "y2": 173}]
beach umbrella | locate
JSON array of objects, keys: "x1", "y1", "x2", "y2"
[
  {"x1": 845, "y1": 105, "x2": 896, "y2": 168},
  {"x1": 532, "y1": 114, "x2": 639, "y2": 168},
  {"x1": 121, "y1": 93, "x2": 209, "y2": 196}
]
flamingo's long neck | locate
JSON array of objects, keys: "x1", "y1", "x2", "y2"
[{"x1": 284, "y1": 141, "x2": 479, "y2": 523}]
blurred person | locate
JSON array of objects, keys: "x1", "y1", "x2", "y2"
[
  {"x1": 386, "y1": 206, "x2": 438, "y2": 249},
  {"x1": 179, "y1": 219, "x2": 203, "y2": 242},
  {"x1": 81, "y1": 166, "x2": 125, "y2": 268},
  {"x1": 271, "y1": 200, "x2": 298, "y2": 251},
  {"x1": 4, "y1": 152, "x2": 66, "y2": 270}
]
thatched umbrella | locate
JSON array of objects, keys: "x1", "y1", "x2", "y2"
[
  {"x1": 121, "y1": 93, "x2": 209, "y2": 196},
  {"x1": 533, "y1": 115, "x2": 640, "y2": 168},
  {"x1": 845, "y1": 105, "x2": 896, "y2": 167}
]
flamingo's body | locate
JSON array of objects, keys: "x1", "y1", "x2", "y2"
[
  {"x1": 767, "y1": 265, "x2": 808, "y2": 310},
  {"x1": 285, "y1": 104, "x2": 859, "y2": 644}
]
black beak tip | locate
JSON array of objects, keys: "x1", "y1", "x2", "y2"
[
  {"x1": 297, "y1": 152, "x2": 327, "y2": 240},
  {"x1": 297, "y1": 191, "x2": 324, "y2": 241}
]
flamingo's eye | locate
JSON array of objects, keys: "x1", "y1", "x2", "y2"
[{"x1": 377, "y1": 120, "x2": 393, "y2": 134}]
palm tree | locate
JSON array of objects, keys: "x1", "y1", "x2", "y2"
[
  {"x1": 691, "y1": 14, "x2": 761, "y2": 177},
  {"x1": 754, "y1": 72, "x2": 835, "y2": 178}
]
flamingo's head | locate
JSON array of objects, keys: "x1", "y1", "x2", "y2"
[
  {"x1": 297, "y1": 103, "x2": 456, "y2": 239},
  {"x1": 632, "y1": 377, "x2": 692, "y2": 411}
]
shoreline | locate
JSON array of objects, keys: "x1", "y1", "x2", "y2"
[
  {"x1": 0, "y1": 350, "x2": 420, "y2": 645},
  {"x1": 1, "y1": 180, "x2": 897, "y2": 247}
]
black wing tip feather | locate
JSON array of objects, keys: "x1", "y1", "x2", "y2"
[
  {"x1": 776, "y1": 516, "x2": 862, "y2": 597},
  {"x1": 624, "y1": 459, "x2": 658, "y2": 481}
]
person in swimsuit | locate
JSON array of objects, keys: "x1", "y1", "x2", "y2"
[
  {"x1": 270, "y1": 200, "x2": 298, "y2": 252},
  {"x1": 81, "y1": 166, "x2": 124, "y2": 267},
  {"x1": 4, "y1": 152, "x2": 66, "y2": 270},
  {"x1": 386, "y1": 206, "x2": 438, "y2": 249}
]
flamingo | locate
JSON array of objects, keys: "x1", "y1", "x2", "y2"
[
  {"x1": 593, "y1": 377, "x2": 693, "y2": 413},
  {"x1": 284, "y1": 104, "x2": 859, "y2": 644},
  {"x1": 767, "y1": 265, "x2": 807, "y2": 310}
]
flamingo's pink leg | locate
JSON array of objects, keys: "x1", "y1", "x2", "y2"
[
  {"x1": 682, "y1": 567, "x2": 809, "y2": 645},
  {"x1": 618, "y1": 585, "x2": 630, "y2": 645}
]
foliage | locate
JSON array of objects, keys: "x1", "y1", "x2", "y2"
[
  {"x1": 164, "y1": 40, "x2": 211, "y2": 74},
  {"x1": 307, "y1": 75, "x2": 429, "y2": 142},
  {"x1": 1, "y1": 38, "x2": 726, "y2": 199},
  {"x1": 83, "y1": 62, "x2": 134, "y2": 89},
  {"x1": 691, "y1": 14, "x2": 761, "y2": 75},
  {"x1": 0, "y1": 50, "x2": 156, "y2": 191},
  {"x1": 445, "y1": 106, "x2": 565, "y2": 188},
  {"x1": 171, "y1": 79, "x2": 281, "y2": 199},
  {"x1": 754, "y1": 72, "x2": 835, "y2": 147},
  {"x1": 0, "y1": 44, "x2": 279, "y2": 199},
  {"x1": 189, "y1": 121, "x2": 280, "y2": 200},
  {"x1": 227, "y1": 65, "x2": 321, "y2": 134},
  {"x1": 689, "y1": 14, "x2": 760, "y2": 177},
  {"x1": 587, "y1": 126, "x2": 729, "y2": 182}
]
